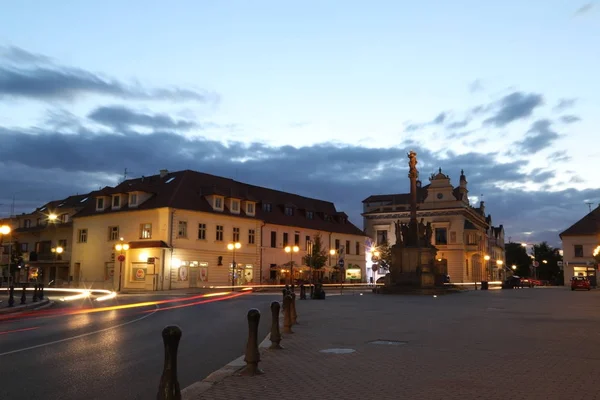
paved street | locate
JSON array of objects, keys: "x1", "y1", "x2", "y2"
[
  {"x1": 0, "y1": 291, "x2": 278, "y2": 400},
  {"x1": 189, "y1": 287, "x2": 600, "y2": 400}
]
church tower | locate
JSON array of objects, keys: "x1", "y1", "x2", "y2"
[{"x1": 457, "y1": 169, "x2": 469, "y2": 205}]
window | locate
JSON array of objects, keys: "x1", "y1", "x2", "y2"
[
  {"x1": 574, "y1": 245, "x2": 584, "y2": 258},
  {"x1": 294, "y1": 233, "x2": 300, "y2": 246},
  {"x1": 78, "y1": 229, "x2": 88, "y2": 243},
  {"x1": 263, "y1": 203, "x2": 272, "y2": 212},
  {"x1": 112, "y1": 196, "x2": 120, "y2": 207},
  {"x1": 346, "y1": 240, "x2": 351, "y2": 255},
  {"x1": 270, "y1": 231, "x2": 277, "y2": 248},
  {"x1": 306, "y1": 211, "x2": 313, "y2": 219},
  {"x1": 198, "y1": 223, "x2": 206, "y2": 240},
  {"x1": 108, "y1": 226, "x2": 119, "y2": 241},
  {"x1": 23, "y1": 219, "x2": 31, "y2": 228},
  {"x1": 96, "y1": 198, "x2": 104, "y2": 210},
  {"x1": 231, "y1": 200, "x2": 240, "y2": 212},
  {"x1": 376, "y1": 230, "x2": 387, "y2": 246},
  {"x1": 305, "y1": 235, "x2": 311, "y2": 250},
  {"x1": 435, "y1": 228, "x2": 448, "y2": 245},
  {"x1": 130, "y1": 193, "x2": 138, "y2": 206},
  {"x1": 248, "y1": 229, "x2": 255, "y2": 244},
  {"x1": 335, "y1": 239, "x2": 340, "y2": 250},
  {"x1": 284, "y1": 207, "x2": 293, "y2": 216},
  {"x1": 215, "y1": 197, "x2": 223, "y2": 209},
  {"x1": 246, "y1": 202, "x2": 255, "y2": 214},
  {"x1": 355, "y1": 242, "x2": 360, "y2": 256},
  {"x1": 20, "y1": 243, "x2": 29, "y2": 252},
  {"x1": 283, "y1": 233, "x2": 289, "y2": 246},
  {"x1": 59, "y1": 213, "x2": 69, "y2": 223},
  {"x1": 216, "y1": 225, "x2": 224, "y2": 241},
  {"x1": 178, "y1": 221, "x2": 188, "y2": 238},
  {"x1": 233, "y1": 227, "x2": 240, "y2": 242},
  {"x1": 140, "y1": 223, "x2": 152, "y2": 239}
]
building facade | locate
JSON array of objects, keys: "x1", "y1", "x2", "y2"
[
  {"x1": 66, "y1": 169, "x2": 366, "y2": 291},
  {"x1": 560, "y1": 205, "x2": 600, "y2": 285},
  {"x1": 363, "y1": 169, "x2": 506, "y2": 284}
]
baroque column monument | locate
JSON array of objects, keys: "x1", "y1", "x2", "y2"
[{"x1": 384, "y1": 151, "x2": 438, "y2": 290}]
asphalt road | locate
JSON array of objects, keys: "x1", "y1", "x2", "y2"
[{"x1": 0, "y1": 292, "x2": 279, "y2": 400}]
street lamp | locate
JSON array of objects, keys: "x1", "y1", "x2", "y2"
[
  {"x1": 0, "y1": 225, "x2": 11, "y2": 283},
  {"x1": 51, "y1": 246, "x2": 64, "y2": 283},
  {"x1": 484, "y1": 255, "x2": 491, "y2": 280},
  {"x1": 512, "y1": 265, "x2": 517, "y2": 271},
  {"x1": 115, "y1": 239, "x2": 129, "y2": 292},
  {"x1": 0, "y1": 225, "x2": 10, "y2": 235},
  {"x1": 496, "y1": 259, "x2": 503, "y2": 281},
  {"x1": 48, "y1": 214, "x2": 57, "y2": 222},
  {"x1": 284, "y1": 245, "x2": 299, "y2": 286},
  {"x1": 227, "y1": 242, "x2": 241, "y2": 289}
]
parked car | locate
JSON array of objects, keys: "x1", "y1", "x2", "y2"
[
  {"x1": 571, "y1": 276, "x2": 591, "y2": 291},
  {"x1": 502, "y1": 275, "x2": 522, "y2": 289}
]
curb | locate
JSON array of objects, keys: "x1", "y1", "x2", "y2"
[
  {"x1": 181, "y1": 333, "x2": 272, "y2": 399},
  {"x1": 0, "y1": 299, "x2": 52, "y2": 315}
]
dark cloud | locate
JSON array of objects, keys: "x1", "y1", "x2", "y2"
[
  {"x1": 483, "y1": 91, "x2": 544, "y2": 127},
  {"x1": 515, "y1": 119, "x2": 561, "y2": 153},
  {"x1": 554, "y1": 98, "x2": 577, "y2": 111},
  {"x1": 88, "y1": 105, "x2": 197, "y2": 130},
  {"x1": 549, "y1": 150, "x2": 571, "y2": 163},
  {"x1": 432, "y1": 112, "x2": 447, "y2": 124},
  {"x1": 447, "y1": 119, "x2": 470, "y2": 129},
  {"x1": 559, "y1": 115, "x2": 581, "y2": 124},
  {"x1": 404, "y1": 112, "x2": 450, "y2": 132},
  {"x1": 469, "y1": 79, "x2": 484, "y2": 93},
  {"x1": 0, "y1": 46, "x2": 216, "y2": 103},
  {"x1": 574, "y1": 3, "x2": 594, "y2": 16}
]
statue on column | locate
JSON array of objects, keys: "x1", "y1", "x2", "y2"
[
  {"x1": 408, "y1": 151, "x2": 418, "y2": 176},
  {"x1": 394, "y1": 220, "x2": 403, "y2": 246},
  {"x1": 418, "y1": 218, "x2": 426, "y2": 246},
  {"x1": 425, "y1": 222, "x2": 433, "y2": 247}
]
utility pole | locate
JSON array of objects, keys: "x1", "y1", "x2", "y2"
[{"x1": 586, "y1": 202, "x2": 593, "y2": 213}]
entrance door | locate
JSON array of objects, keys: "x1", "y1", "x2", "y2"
[
  {"x1": 73, "y1": 263, "x2": 81, "y2": 287},
  {"x1": 189, "y1": 266, "x2": 199, "y2": 288}
]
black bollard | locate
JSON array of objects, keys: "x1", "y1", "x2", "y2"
[
  {"x1": 157, "y1": 325, "x2": 182, "y2": 400},
  {"x1": 269, "y1": 301, "x2": 283, "y2": 349},
  {"x1": 310, "y1": 284, "x2": 314, "y2": 299},
  {"x1": 20, "y1": 284, "x2": 26, "y2": 305},
  {"x1": 282, "y1": 295, "x2": 293, "y2": 334},
  {"x1": 300, "y1": 284, "x2": 306, "y2": 300},
  {"x1": 8, "y1": 285, "x2": 15, "y2": 307},
  {"x1": 39, "y1": 283, "x2": 44, "y2": 300},
  {"x1": 32, "y1": 284, "x2": 38, "y2": 302},
  {"x1": 239, "y1": 308, "x2": 264, "y2": 376},
  {"x1": 290, "y1": 291, "x2": 298, "y2": 325}
]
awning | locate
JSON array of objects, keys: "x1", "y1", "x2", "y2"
[{"x1": 127, "y1": 240, "x2": 170, "y2": 249}]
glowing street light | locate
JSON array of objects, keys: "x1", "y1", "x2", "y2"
[
  {"x1": 227, "y1": 242, "x2": 241, "y2": 289},
  {"x1": 285, "y1": 245, "x2": 300, "y2": 286},
  {"x1": 0, "y1": 225, "x2": 10, "y2": 235},
  {"x1": 512, "y1": 265, "x2": 517, "y2": 270},
  {"x1": 48, "y1": 214, "x2": 58, "y2": 221}
]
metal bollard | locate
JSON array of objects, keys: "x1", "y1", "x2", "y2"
[
  {"x1": 39, "y1": 283, "x2": 44, "y2": 300},
  {"x1": 8, "y1": 285, "x2": 15, "y2": 307},
  {"x1": 290, "y1": 291, "x2": 298, "y2": 324},
  {"x1": 282, "y1": 295, "x2": 293, "y2": 334},
  {"x1": 240, "y1": 308, "x2": 264, "y2": 376},
  {"x1": 269, "y1": 301, "x2": 283, "y2": 349},
  {"x1": 20, "y1": 284, "x2": 26, "y2": 305},
  {"x1": 310, "y1": 284, "x2": 314, "y2": 299},
  {"x1": 300, "y1": 284, "x2": 306, "y2": 300},
  {"x1": 32, "y1": 284, "x2": 38, "y2": 302},
  {"x1": 157, "y1": 325, "x2": 182, "y2": 400}
]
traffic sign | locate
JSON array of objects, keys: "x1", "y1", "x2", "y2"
[
  {"x1": 533, "y1": 261, "x2": 539, "y2": 268},
  {"x1": 117, "y1": 254, "x2": 125, "y2": 262},
  {"x1": 372, "y1": 264, "x2": 379, "y2": 272}
]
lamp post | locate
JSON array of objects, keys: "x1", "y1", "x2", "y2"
[
  {"x1": 496, "y1": 259, "x2": 503, "y2": 281},
  {"x1": 115, "y1": 239, "x2": 129, "y2": 292},
  {"x1": 284, "y1": 245, "x2": 299, "y2": 287},
  {"x1": 51, "y1": 246, "x2": 64, "y2": 285},
  {"x1": 0, "y1": 225, "x2": 11, "y2": 285},
  {"x1": 227, "y1": 242, "x2": 241, "y2": 290},
  {"x1": 329, "y1": 249, "x2": 337, "y2": 282},
  {"x1": 484, "y1": 255, "x2": 491, "y2": 281}
]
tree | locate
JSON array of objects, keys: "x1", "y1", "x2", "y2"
[
  {"x1": 505, "y1": 242, "x2": 532, "y2": 277},
  {"x1": 532, "y1": 241, "x2": 562, "y2": 282},
  {"x1": 376, "y1": 241, "x2": 392, "y2": 270},
  {"x1": 302, "y1": 233, "x2": 328, "y2": 271}
]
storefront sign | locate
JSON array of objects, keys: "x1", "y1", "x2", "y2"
[{"x1": 134, "y1": 267, "x2": 147, "y2": 281}]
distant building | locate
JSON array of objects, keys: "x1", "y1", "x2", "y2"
[
  {"x1": 363, "y1": 169, "x2": 506, "y2": 283},
  {"x1": 559, "y1": 205, "x2": 600, "y2": 285}
]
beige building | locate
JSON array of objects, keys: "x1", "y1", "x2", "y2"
[
  {"x1": 0, "y1": 194, "x2": 88, "y2": 285},
  {"x1": 68, "y1": 169, "x2": 366, "y2": 291},
  {"x1": 363, "y1": 169, "x2": 506, "y2": 283},
  {"x1": 560, "y1": 205, "x2": 600, "y2": 285}
]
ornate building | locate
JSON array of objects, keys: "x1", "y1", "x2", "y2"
[{"x1": 362, "y1": 169, "x2": 506, "y2": 284}]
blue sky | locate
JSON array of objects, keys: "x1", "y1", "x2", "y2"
[{"x1": 0, "y1": 1, "x2": 598, "y2": 245}]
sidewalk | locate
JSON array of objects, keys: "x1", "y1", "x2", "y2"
[{"x1": 184, "y1": 288, "x2": 600, "y2": 400}]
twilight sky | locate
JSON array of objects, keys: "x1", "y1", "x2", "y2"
[{"x1": 0, "y1": 0, "x2": 598, "y2": 246}]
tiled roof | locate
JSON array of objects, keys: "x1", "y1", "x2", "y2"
[
  {"x1": 74, "y1": 170, "x2": 366, "y2": 237},
  {"x1": 363, "y1": 183, "x2": 464, "y2": 204},
  {"x1": 560, "y1": 206, "x2": 600, "y2": 237}
]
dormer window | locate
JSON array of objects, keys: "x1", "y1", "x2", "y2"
[
  {"x1": 246, "y1": 202, "x2": 255, "y2": 215},
  {"x1": 306, "y1": 211, "x2": 314, "y2": 219},
  {"x1": 284, "y1": 207, "x2": 294, "y2": 216},
  {"x1": 231, "y1": 199, "x2": 240, "y2": 213},
  {"x1": 96, "y1": 198, "x2": 105, "y2": 210},
  {"x1": 112, "y1": 195, "x2": 121, "y2": 208},
  {"x1": 214, "y1": 197, "x2": 223, "y2": 210},
  {"x1": 129, "y1": 193, "x2": 138, "y2": 207},
  {"x1": 263, "y1": 203, "x2": 272, "y2": 212}
]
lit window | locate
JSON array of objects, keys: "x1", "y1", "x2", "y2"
[
  {"x1": 178, "y1": 221, "x2": 188, "y2": 238},
  {"x1": 140, "y1": 223, "x2": 152, "y2": 239},
  {"x1": 108, "y1": 226, "x2": 119, "y2": 241},
  {"x1": 78, "y1": 229, "x2": 88, "y2": 243}
]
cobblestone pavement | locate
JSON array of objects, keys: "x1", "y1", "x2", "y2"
[{"x1": 188, "y1": 288, "x2": 600, "y2": 400}]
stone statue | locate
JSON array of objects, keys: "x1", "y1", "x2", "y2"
[
  {"x1": 394, "y1": 220, "x2": 403, "y2": 245},
  {"x1": 401, "y1": 223, "x2": 410, "y2": 246},
  {"x1": 408, "y1": 151, "x2": 417, "y2": 174},
  {"x1": 425, "y1": 222, "x2": 433, "y2": 246}
]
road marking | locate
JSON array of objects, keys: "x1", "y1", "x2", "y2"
[
  {"x1": 0, "y1": 305, "x2": 158, "y2": 357},
  {"x1": 0, "y1": 326, "x2": 40, "y2": 335}
]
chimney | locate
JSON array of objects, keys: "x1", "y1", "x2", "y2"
[{"x1": 159, "y1": 169, "x2": 169, "y2": 178}]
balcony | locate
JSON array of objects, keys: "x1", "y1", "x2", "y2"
[{"x1": 28, "y1": 251, "x2": 71, "y2": 262}]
